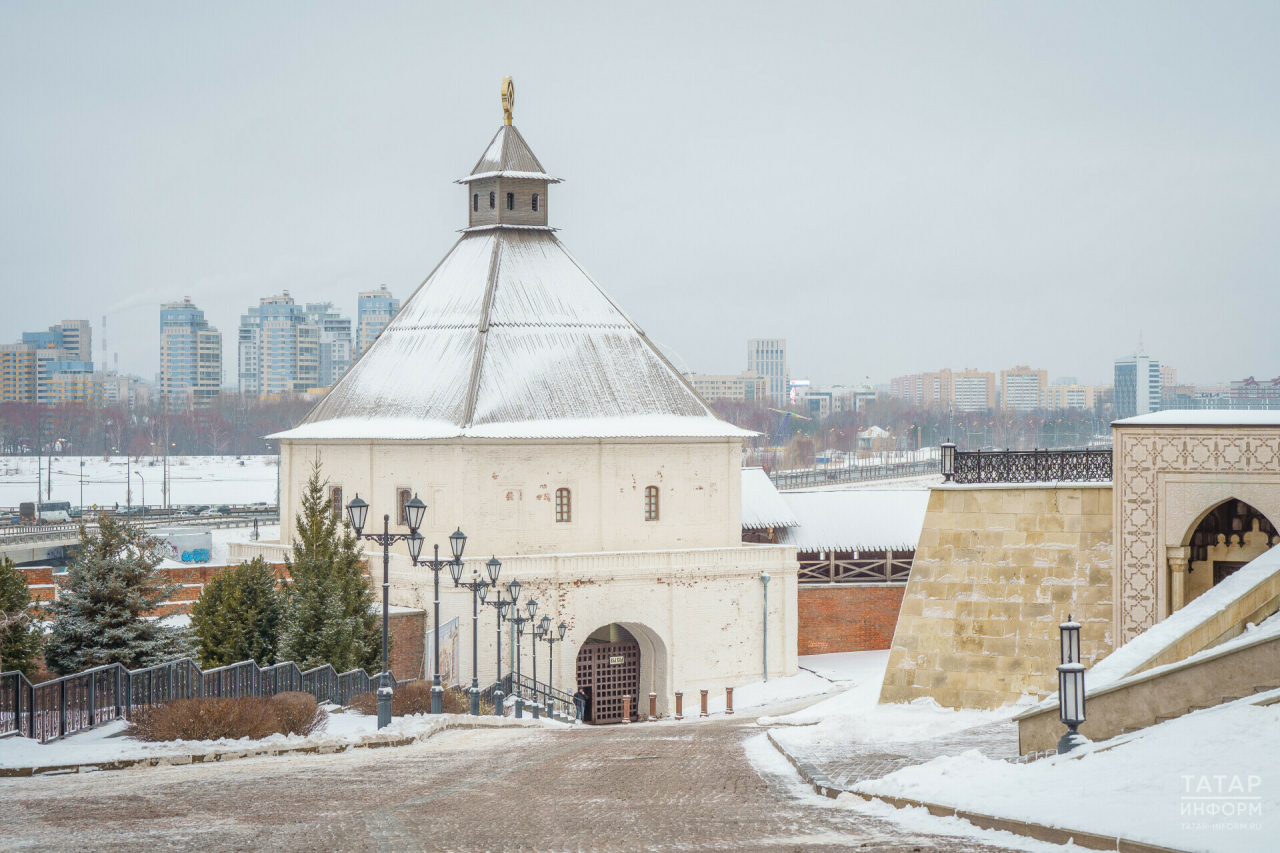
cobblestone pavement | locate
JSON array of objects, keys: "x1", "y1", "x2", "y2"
[
  {"x1": 0, "y1": 714, "x2": 1028, "y2": 853},
  {"x1": 770, "y1": 720, "x2": 1023, "y2": 788}
]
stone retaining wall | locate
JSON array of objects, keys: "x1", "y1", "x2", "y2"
[{"x1": 880, "y1": 484, "x2": 1114, "y2": 709}]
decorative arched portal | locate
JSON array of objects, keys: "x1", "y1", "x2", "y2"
[
  {"x1": 1169, "y1": 499, "x2": 1279, "y2": 612},
  {"x1": 573, "y1": 622, "x2": 669, "y2": 723}
]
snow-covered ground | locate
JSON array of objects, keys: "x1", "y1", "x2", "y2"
[
  {"x1": 0, "y1": 455, "x2": 279, "y2": 509},
  {"x1": 853, "y1": 695, "x2": 1280, "y2": 853},
  {"x1": 683, "y1": 651, "x2": 874, "y2": 718},
  {"x1": 760, "y1": 650, "x2": 1031, "y2": 740},
  {"x1": 0, "y1": 706, "x2": 551, "y2": 770}
]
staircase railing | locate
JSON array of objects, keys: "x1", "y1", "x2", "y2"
[
  {"x1": 1, "y1": 657, "x2": 410, "y2": 744},
  {"x1": 480, "y1": 673, "x2": 574, "y2": 713}
]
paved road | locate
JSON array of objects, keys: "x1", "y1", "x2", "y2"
[{"x1": 0, "y1": 713, "x2": 1024, "y2": 853}]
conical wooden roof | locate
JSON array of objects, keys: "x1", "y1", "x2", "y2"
[{"x1": 275, "y1": 126, "x2": 748, "y2": 441}]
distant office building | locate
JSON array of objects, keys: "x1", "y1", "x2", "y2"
[
  {"x1": 1000, "y1": 365, "x2": 1048, "y2": 412},
  {"x1": 890, "y1": 368, "x2": 996, "y2": 413},
  {"x1": 58, "y1": 320, "x2": 92, "y2": 363},
  {"x1": 1114, "y1": 351, "x2": 1162, "y2": 420},
  {"x1": 160, "y1": 297, "x2": 222, "y2": 412},
  {"x1": 685, "y1": 370, "x2": 768, "y2": 403},
  {"x1": 797, "y1": 384, "x2": 878, "y2": 418},
  {"x1": 1229, "y1": 376, "x2": 1280, "y2": 407},
  {"x1": 1043, "y1": 384, "x2": 1104, "y2": 411},
  {"x1": 789, "y1": 378, "x2": 809, "y2": 406},
  {"x1": 305, "y1": 302, "x2": 353, "y2": 387},
  {"x1": 357, "y1": 285, "x2": 400, "y2": 355},
  {"x1": 1160, "y1": 365, "x2": 1178, "y2": 387},
  {"x1": 238, "y1": 291, "x2": 322, "y2": 396},
  {"x1": 1053, "y1": 376, "x2": 1078, "y2": 386},
  {"x1": 747, "y1": 339, "x2": 789, "y2": 407}
]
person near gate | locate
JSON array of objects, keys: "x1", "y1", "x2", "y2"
[{"x1": 573, "y1": 685, "x2": 587, "y2": 723}]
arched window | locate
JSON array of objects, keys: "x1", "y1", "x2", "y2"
[
  {"x1": 644, "y1": 486, "x2": 659, "y2": 521},
  {"x1": 532, "y1": 193, "x2": 539, "y2": 212},
  {"x1": 330, "y1": 486, "x2": 343, "y2": 520},
  {"x1": 397, "y1": 488, "x2": 413, "y2": 526},
  {"x1": 506, "y1": 192, "x2": 514, "y2": 210},
  {"x1": 555, "y1": 488, "x2": 571, "y2": 523},
  {"x1": 473, "y1": 194, "x2": 478, "y2": 212},
  {"x1": 489, "y1": 191, "x2": 495, "y2": 209}
]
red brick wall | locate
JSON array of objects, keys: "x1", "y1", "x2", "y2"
[
  {"x1": 798, "y1": 584, "x2": 906, "y2": 654},
  {"x1": 388, "y1": 610, "x2": 426, "y2": 680}
]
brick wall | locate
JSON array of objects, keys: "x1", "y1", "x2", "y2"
[
  {"x1": 798, "y1": 584, "x2": 906, "y2": 654},
  {"x1": 388, "y1": 610, "x2": 426, "y2": 680}
]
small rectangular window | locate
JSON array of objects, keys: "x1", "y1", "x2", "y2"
[
  {"x1": 397, "y1": 487, "x2": 412, "y2": 526},
  {"x1": 473, "y1": 194, "x2": 478, "y2": 212},
  {"x1": 532, "y1": 193, "x2": 539, "y2": 212},
  {"x1": 555, "y1": 488, "x2": 571, "y2": 523},
  {"x1": 506, "y1": 192, "x2": 514, "y2": 210},
  {"x1": 330, "y1": 486, "x2": 343, "y2": 520}
]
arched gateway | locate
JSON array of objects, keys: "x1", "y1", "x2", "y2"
[
  {"x1": 574, "y1": 623, "x2": 668, "y2": 724},
  {"x1": 1169, "y1": 498, "x2": 1280, "y2": 612}
]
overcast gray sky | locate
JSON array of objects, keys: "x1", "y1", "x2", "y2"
[{"x1": 2, "y1": 2, "x2": 1277, "y2": 388}]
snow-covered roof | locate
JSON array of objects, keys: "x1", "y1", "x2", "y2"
[
  {"x1": 778, "y1": 489, "x2": 931, "y2": 552},
  {"x1": 456, "y1": 126, "x2": 562, "y2": 184},
  {"x1": 741, "y1": 468, "x2": 799, "y2": 530},
  {"x1": 1114, "y1": 411, "x2": 1280, "y2": 427},
  {"x1": 274, "y1": 125, "x2": 749, "y2": 443}
]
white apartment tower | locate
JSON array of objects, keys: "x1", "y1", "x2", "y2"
[
  {"x1": 160, "y1": 298, "x2": 222, "y2": 412},
  {"x1": 238, "y1": 292, "x2": 322, "y2": 397},
  {"x1": 356, "y1": 285, "x2": 400, "y2": 355},
  {"x1": 747, "y1": 339, "x2": 789, "y2": 407}
]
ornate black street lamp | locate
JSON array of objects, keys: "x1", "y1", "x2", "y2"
[
  {"x1": 482, "y1": 581, "x2": 511, "y2": 715},
  {"x1": 539, "y1": 616, "x2": 567, "y2": 716},
  {"x1": 345, "y1": 492, "x2": 427, "y2": 729},
  {"x1": 416, "y1": 528, "x2": 467, "y2": 714},
  {"x1": 506, "y1": 578, "x2": 522, "y2": 684},
  {"x1": 508, "y1": 595, "x2": 535, "y2": 716},
  {"x1": 1057, "y1": 614, "x2": 1087, "y2": 754},
  {"x1": 940, "y1": 439, "x2": 957, "y2": 482},
  {"x1": 451, "y1": 557, "x2": 498, "y2": 716}
]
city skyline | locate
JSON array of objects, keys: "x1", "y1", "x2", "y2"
[{"x1": 3, "y1": 4, "x2": 1279, "y2": 386}]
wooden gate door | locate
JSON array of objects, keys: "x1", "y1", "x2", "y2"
[{"x1": 575, "y1": 641, "x2": 640, "y2": 723}]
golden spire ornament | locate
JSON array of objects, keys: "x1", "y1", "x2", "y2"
[{"x1": 501, "y1": 76, "x2": 515, "y2": 126}]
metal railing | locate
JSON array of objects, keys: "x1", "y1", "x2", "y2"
[
  {"x1": 482, "y1": 673, "x2": 574, "y2": 711},
  {"x1": 1, "y1": 657, "x2": 407, "y2": 744},
  {"x1": 770, "y1": 459, "x2": 938, "y2": 490},
  {"x1": 0, "y1": 513, "x2": 280, "y2": 543},
  {"x1": 952, "y1": 448, "x2": 1113, "y2": 484}
]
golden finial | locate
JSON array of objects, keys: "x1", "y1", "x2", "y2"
[{"x1": 501, "y1": 76, "x2": 515, "y2": 126}]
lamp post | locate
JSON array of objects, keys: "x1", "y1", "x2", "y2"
[
  {"x1": 539, "y1": 616, "x2": 567, "y2": 716},
  {"x1": 760, "y1": 572, "x2": 771, "y2": 681},
  {"x1": 415, "y1": 528, "x2": 467, "y2": 714},
  {"x1": 345, "y1": 492, "x2": 427, "y2": 729},
  {"x1": 452, "y1": 557, "x2": 499, "y2": 716},
  {"x1": 483, "y1": 583, "x2": 511, "y2": 714},
  {"x1": 506, "y1": 578, "x2": 522, "y2": 688},
  {"x1": 940, "y1": 439, "x2": 956, "y2": 482},
  {"x1": 508, "y1": 595, "x2": 535, "y2": 714},
  {"x1": 1057, "y1": 614, "x2": 1087, "y2": 754},
  {"x1": 134, "y1": 471, "x2": 145, "y2": 510}
]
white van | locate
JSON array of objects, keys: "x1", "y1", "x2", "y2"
[{"x1": 37, "y1": 501, "x2": 73, "y2": 523}]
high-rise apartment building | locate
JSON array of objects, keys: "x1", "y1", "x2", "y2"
[
  {"x1": 1114, "y1": 351, "x2": 1162, "y2": 420},
  {"x1": 1160, "y1": 365, "x2": 1178, "y2": 388},
  {"x1": 102, "y1": 374, "x2": 151, "y2": 410},
  {"x1": 58, "y1": 320, "x2": 92, "y2": 363},
  {"x1": 160, "y1": 297, "x2": 222, "y2": 412},
  {"x1": 890, "y1": 368, "x2": 996, "y2": 412},
  {"x1": 238, "y1": 291, "x2": 321, "y2": 396},
  {"x1": 356, "y1": 285, "x2": 400, "y2": 355},
  {"x1": 1000, "y1": 365, "x2": 1049, "y2": 412},
  {"x1": 747, "y1": 339, "x2": 789, "y2": 407},
  {"x1": 0, "y1": 343, "x2": 38, "y2": 403},
  {"x1": 305, "y1": 302, "x2": 353, "y2": 387}
]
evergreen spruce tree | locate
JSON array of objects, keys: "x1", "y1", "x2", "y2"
[
  {"x1": 278, "y1": 457, "x2": 382, "y2": 673},
  {"x1": 44, "y1": 514, "x2": 191, "y2": 675},
  {"x1": 190, "y1": 557, "x2": 284, "y2": 668},
  {"x1": 0, "y1": 557, "x2": 43, "y2": 677}
]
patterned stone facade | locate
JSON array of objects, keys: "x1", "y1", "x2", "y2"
[
  {"x1": 879, "y1": 484, "x2": 1113, "y2": 710},
  {"x1": 1113, "y1": 425, "x2": 1280, "y2": 643}
]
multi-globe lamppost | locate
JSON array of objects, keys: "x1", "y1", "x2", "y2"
[
  {"x1": 343, "y1": 491, "x2": 427, "y2": 729},
  {"x1": 412, "y1": 528, "x2": 468, "y2": 715},
  {"x1": 483, "y1": 583, "x2": 515, "y2": 714},
  {"x1": 507, "y1": 594, "x2": 537, "y2": 715},
  {"x1": 450, "y1": 556, "x2": 501, "y2": 715},
  {"x1": 538, "y1": 616, "x2": 567, "y2": 716}
]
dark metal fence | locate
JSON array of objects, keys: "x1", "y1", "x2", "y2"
[
  {"x1": 482, "y1": 672, "x2": 574, "y2": 711},
  {"x1": 1, "y1": 657, "x2": 406, "y2": 744},
  {"x1": 770, "y1": 459, "x2": 938, "y2": 490},
  {"x1": 952, "y1": 448, "x2": 1113, "y2": 484}
]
